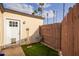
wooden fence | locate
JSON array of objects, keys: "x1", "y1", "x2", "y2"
[
  {"x1": 61, "y1": 4, "x2": 79, "y2": 56},
  {"x1": 40, "y1": 24, "x2": 61, "y2": 50},
  {"x1": 40, "y1": 4, "x2": 79, "y2": 56}
]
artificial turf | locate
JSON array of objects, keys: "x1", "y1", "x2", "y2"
[{"x1": 21, "y1": 43, "x2": 59, "y2": 56}]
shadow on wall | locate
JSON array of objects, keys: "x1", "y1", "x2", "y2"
[
  {"x1": 2, "y1": 27, "x2": 42, "y2": 49},
  {"x1": 19, "y1": 28, "x2": 42, "y2": 45}
]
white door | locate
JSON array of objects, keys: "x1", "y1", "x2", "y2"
[{"x1": 4, "y1": 19, "x2": 20, "y2": 46}]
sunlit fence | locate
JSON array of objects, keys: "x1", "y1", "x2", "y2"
[
  {"x1": 39, "y1": 23, "x2": 61, "y2": 51},
  {"x1": 40, "y1": 3, "x2": 79, "y2": 56}
]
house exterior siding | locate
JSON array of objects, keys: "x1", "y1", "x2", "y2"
[
  {"x1": 0, "y1": 6, "x2": 4, "y2": 50},
  {"x1": 3, "y1": 12, "x2": 43, "y2": 46}
]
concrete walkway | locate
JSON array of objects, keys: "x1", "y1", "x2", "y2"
[{"x1": 2, "y1": 45, "x2": 25, "y2": 56}]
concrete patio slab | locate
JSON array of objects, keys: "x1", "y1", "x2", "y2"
[{"x1": 2, "y1": 45, "x2": 25, "y2": 56}]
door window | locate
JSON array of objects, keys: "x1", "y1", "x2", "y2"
[{"x1": 9, "y1": 21, "x2": 18, "y2": 27}]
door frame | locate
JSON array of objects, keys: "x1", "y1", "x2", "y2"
[{"x1": 5, "y1": 18, "x2": 21, "y2": 45}]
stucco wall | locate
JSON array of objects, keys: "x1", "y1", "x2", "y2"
[
  {"x1": 0, "y1": 8, "x2": 3, "y2": 48},
  {"x1": 3, "y1": 12, "x2": 43, "y2": 45}
]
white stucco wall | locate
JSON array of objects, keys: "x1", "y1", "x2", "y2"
[
  {"x1": 3, "y1": 12, "x2": 43, "y2": 46},
  {"x1": 0, "y1": 9, "x2": 3, "y2": 48}
]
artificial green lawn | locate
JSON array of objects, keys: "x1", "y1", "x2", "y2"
[{"x1": 21, "y1": 43, "x2": 59, "y2": 56}]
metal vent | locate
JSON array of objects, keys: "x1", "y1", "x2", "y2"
[{"x1": 11, "y1": 38, "x2": 16, "y2": 44}]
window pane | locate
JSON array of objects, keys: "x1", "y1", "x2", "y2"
[
  {"x1": 9, "y1": 21, "x2": 18, "y2": 27},
  {"x1": 15, "y1": 22, "x2": 18, "y2": 27},
  {"x1": 9, "y1": 21, "x2": 12, "y2": 27}
]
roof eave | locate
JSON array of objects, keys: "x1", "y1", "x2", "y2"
[
  {"x1": 0, "y1": 3, "x2": 4, "y2": 13},
  {"x1": 0, "y1": 3, "x2": 44, "y2": 19},
  {"x1": 4, "y1": 8, "x2": 44, "y2": 20}
]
